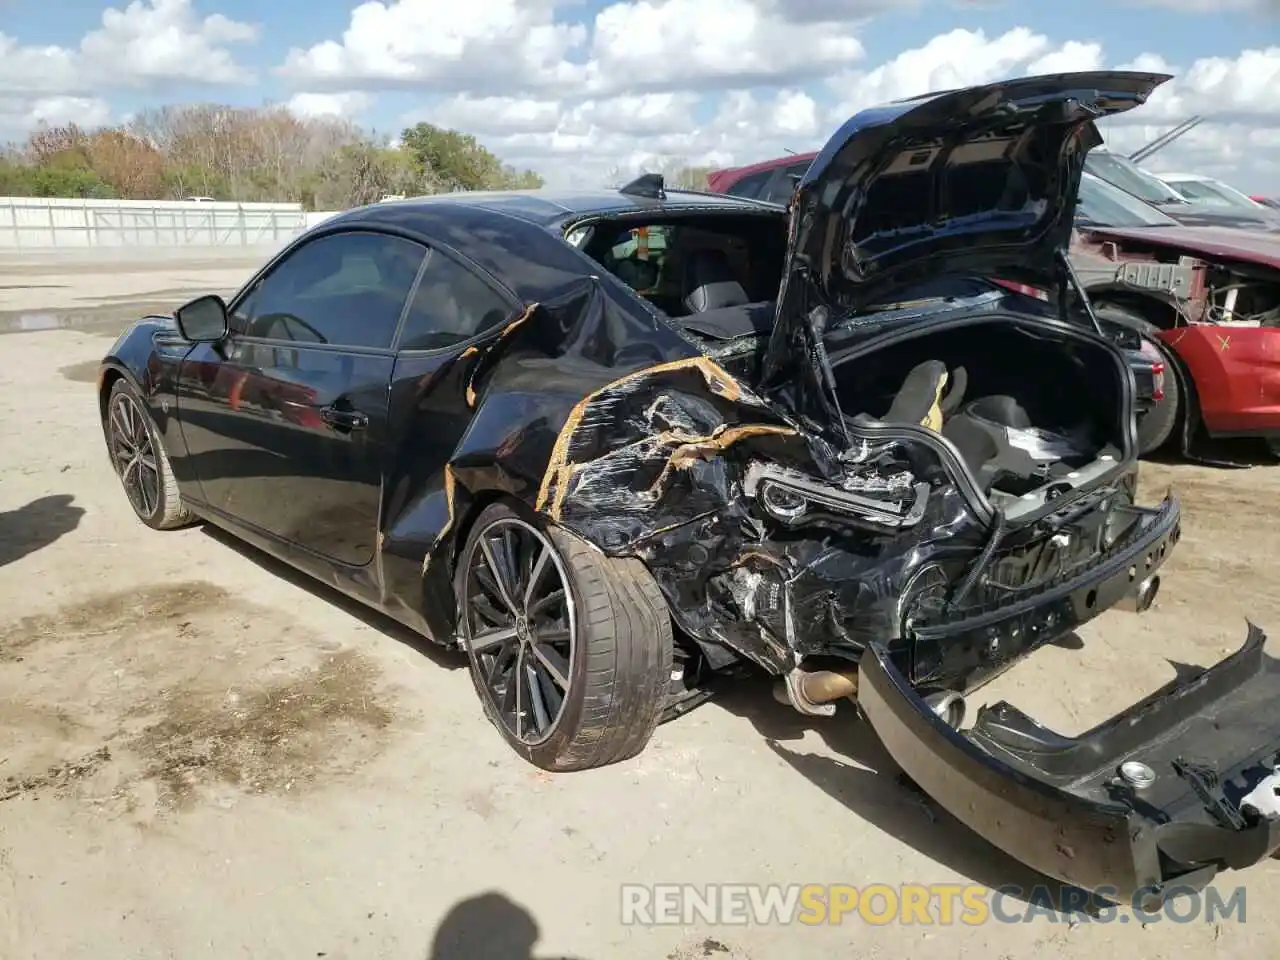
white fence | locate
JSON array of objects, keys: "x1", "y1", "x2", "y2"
[
  {"x1": 306, "y1": 210, "x2": 342, "y2": 229},
  {"x1": 0, "y1": 197, "x2": 312, "y2": 250}
]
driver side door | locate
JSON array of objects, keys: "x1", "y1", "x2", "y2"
[{"x1": 175, "y1": 229, "x2": 427, "y2": 568}]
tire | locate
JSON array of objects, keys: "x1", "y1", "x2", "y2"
[
  {"x1": 1092, "y1": 303, "x2": 1180, "y2": 456},
  {"x1": 104, "y1": 379, "x2": 193, "y2": 530},
  {"x1": 455, "y1": 501, "x2": 674, "y2": 771}
]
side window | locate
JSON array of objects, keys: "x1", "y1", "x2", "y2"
[
  {"x1": 763, "y1": 161, "x2": 812, "y2": 205},
  {"x1": 397, "y1": 249, "x2": 513, "y2": 351},
  {"x1": 724, "y1": 170, "x2": 772, "y2": 199},
  {"x1": 232, "y1": 232, "x2": 426, "y2": 349}
]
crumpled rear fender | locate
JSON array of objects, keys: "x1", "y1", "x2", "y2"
[{"x1": 534, "y1": 354, "x2": 984, "y2": 672}]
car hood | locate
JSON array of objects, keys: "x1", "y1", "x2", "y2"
[
  {"x1": 1079, "y1": 224, "x2": 1280, "y2": 270},
  {"x1": 759, "y1": 70, "x2": 1171, "y2": 434},
  {"x1": 1155, "y1": 203, "x2": 1280, "y2": 231}
]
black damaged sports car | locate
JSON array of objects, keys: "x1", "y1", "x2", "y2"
[{"x1": 99, "y1": 71, "x2": 1280, "y2": 904}]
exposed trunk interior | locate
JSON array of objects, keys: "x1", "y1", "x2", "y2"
[{"x1": 832, "y1": 318, "x2": 1126, "y2": 517}]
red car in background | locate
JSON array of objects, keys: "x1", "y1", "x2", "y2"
[
  {"x1": 708, "y1": 153, "x2": 1280, "y2": 459},
  {"x1": 706, "y1": 152, "x2": 817, "y2": 207}
]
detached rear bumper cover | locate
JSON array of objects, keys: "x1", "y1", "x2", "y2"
[{"x1": 861, "y1": 621, "x2": 1280, "y2": 904}]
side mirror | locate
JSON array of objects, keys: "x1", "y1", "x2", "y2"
[{"x1": 174, "y1": 294, "x2": 229, "y2": 343}]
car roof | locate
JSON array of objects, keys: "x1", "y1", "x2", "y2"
[
  {"x1": 329, "y1": 186, "x2": 779, "y2": 231},
  {"x1": 310, "y1": 185, "x2": 783, "y2": 307},
  {"x1": 1158, "y1": 173, "x2": 1212, "y2": 181}
]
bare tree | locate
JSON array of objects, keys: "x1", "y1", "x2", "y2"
[{"x1": 3, "y1": 102, "x2": 536, "y2": 205}]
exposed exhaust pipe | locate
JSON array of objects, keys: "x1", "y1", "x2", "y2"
[
  {"x1": 1117, "y1": 574, "x2": 1161, "y2": 613},
  {"x1": 774, "y1": 666, "x2": 859, "y2": 716},
  {"x1": 775, "y1": 666, "x2": 967, "y2": 728},
  {"x1": 798, "y1": 668, "x2": 859, "y2": 704}
]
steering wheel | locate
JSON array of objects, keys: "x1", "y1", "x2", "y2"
[{"x1": 248, "y1": 311, "x2": 329, "y2": 344}]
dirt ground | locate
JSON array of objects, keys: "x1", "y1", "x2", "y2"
[{"x1": 2, "y1": 254, "x2": 1280, "y2": 959}]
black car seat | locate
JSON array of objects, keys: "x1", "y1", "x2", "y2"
[
  {"x1": 683, "y1": 248, "x2": 750, "y2": 313},
  {"x1": 854, "y1": 359, "x2": 968, "y2": 431},
  {"x1": 942, "y1": 395, "x2": 1084, "y2": 494}
]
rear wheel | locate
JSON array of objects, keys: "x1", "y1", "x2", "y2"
[
  {"x1": 456, "y1": 502, "x2": 673, "y2": 771},
  {"x1": 104, "y1": 379, "x2": 193, "y2": 530}
]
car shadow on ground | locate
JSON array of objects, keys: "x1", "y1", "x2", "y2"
[
  {"x1": 708, "y1": 666, "x2": 1102, "y2": 914},
  {"x1": 1155, "y1": 434, "x2": 1279, "y2": 469},
  {"x1": 197, "y1": 524, "x2": 467, "y2": 671},
  {"x1": 426, "y1": 891, "x2": 588, "y2": 960},
  {"x1": 0, "y1": 494, "x2": 84, "y2": 568}
]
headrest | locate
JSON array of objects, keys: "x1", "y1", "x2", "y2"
[{"x1": 683, "y1": 248, "x2": 749, "y2": 313}]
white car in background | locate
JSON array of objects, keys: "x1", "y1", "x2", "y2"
[{"x1": 1156, "y1": 172, "x2": 1273, "y2": 214}]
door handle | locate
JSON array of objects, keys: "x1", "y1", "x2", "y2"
[{"x1": 320, "y1": 405, "x2": 369, "y2": 432}]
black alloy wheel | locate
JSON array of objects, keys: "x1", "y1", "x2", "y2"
[
  {"x1": 461, "y1": 515, "x2": 577, "y2": 746},
  {"x1": 108, "y1": 388, "x2": 162, "y2": 522},
  {"x1": 455, "y1": 500, "x2": 674, "y2": 771}
]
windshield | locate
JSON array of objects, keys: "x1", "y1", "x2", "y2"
[
  {"x1": 1084, "y1": 151, "x2": 1185, "y2": 204},
  {"x1": 1164, "y1": 178, "x2": 1261, "y2": 211},
  {"x1": 1076, "y1": 173, "x2": 1180, "y2": 229}
]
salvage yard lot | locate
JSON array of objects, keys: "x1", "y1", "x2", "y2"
[{"x1": 3, "y1": 253, "x2": 1280, "y2": 959}]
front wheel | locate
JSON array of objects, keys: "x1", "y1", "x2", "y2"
[
  {"x1": 456, "y1": 502, "x2": 673, "y2": 771},
  {"x1": 104, "y1": 379, "x2": 194, "y2": 530}
]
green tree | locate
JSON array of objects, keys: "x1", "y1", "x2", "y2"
[
  {"x1": 302, "y1": 141, "x2": 438, "y2": 210},
  {"x1": 27, "y1": 164, "x2": 114, "y2": 198},
  {"x1": 501, "y1": 165, "x2": 545, "y2": 190},
  {"x1": 399, "y1": 122, "x2": 543, "y2": 191}
]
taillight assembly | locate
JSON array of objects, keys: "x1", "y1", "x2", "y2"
[{"x1": 1139, "y1": 339, "x2": 1166, "y2": 402}]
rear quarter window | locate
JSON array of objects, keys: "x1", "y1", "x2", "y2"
[{"x1": 724, "y1": 170, "x2": 772, "y2": 199}]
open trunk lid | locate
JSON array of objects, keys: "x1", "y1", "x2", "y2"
[{"x1": 759, "y1": 71, "x2": 1172, "y2": 438}]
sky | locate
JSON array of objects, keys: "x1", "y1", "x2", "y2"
[{"x1": 0, "y1": 0, "x2": 1278, "y2": 193}]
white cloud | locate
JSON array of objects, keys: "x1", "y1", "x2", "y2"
[
  {"x1": 1095, "y1": 45, "x2": 1280, "y2": 192},
  {"x1": 279, "y1": 0, "x2": 587, "y2": 93},
  {"x1": 490, "y1": 30, "x2": 1274, "y2": 193},
  {"x1": 424, "y1": 96, "x2": 566, "y2": 136},
  {"x1": 1108, "y1": 46, "x2": 1280, "y2": 124},
  {"x1": 26, "y1": 96, "x2": 113, "y2": 129},
  {"x1": 2, "y1": 2, "x2": 1279, "y2": 195},
  {"x1": 1100, "y1": 123, "x2": 1280, "y2": 190},
  {"x1": 78, "y1": 0, "x2": 257, "y2": 86},
  {"x1": 581, "y1": 0, "x2": 866, "y2": 93},
  {"x1": 825, "y1": 28, "x2": 1105, "y2": 118},
  {"x1": 280, "y1": 0, "x2": 872, "y2": 96},
  {"x1": 0, "y1": 36, "x2": 79, "y2": 96},
  {"x1": 0, "y1": 0, "x2": 257, "y2": 97},
  {"x1": 1026, "y1": 40, "x2": 1104, "y2": 75},
  {"x1": 429, "y1": 87, "x2": 822, "y2": 187},
  {"x1": 285, "y1": 91, "x2": 373, "y2": 119},
  {"x1": 0, "y1": 95, "x2": 112, "y2": 139}
]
